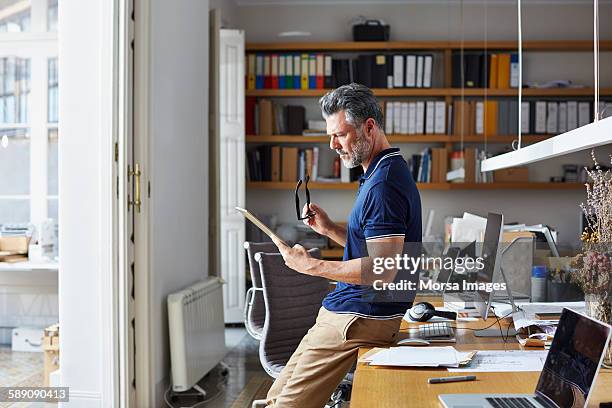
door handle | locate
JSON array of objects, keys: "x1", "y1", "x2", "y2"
[{"x1": 129, "y1": 163, "x2": 142, "y2": 213}]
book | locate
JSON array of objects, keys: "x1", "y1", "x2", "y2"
[
  {"x1": 256, "y1": 54, "x2": 264, "y2": 89},
  {"x1": 434, "y1": 101, "x2": 446, "y2": 134},
  {"x1": 287, "y1": 105, "x2": 305, "y2": 135},
  {"x1": 278, "y1": 55, "x2": 285, "y2": 89},
  {"x1": 300, "y1": 54, "x2": 309, "y2": 89},
  {"x1": 258, "y1": 99, "x2": 274, "y2": 136},
  {"x1": 567, "y1": 101, "x2": 578, "y2": 131},
  {"x1": 510, "y1": 53, "x2": 519, "y2": 88},
  {"x1": 246, "y1": 96, "x2": 257, "y2": 135},
  {"x1": 316, "y1": 54, "x2": 324, "y2": 89},
  {"x1": 324, "y1": 55, "x2": 333, "y2": 88},
  {"x1": 385, "y1": 102, "x2": 393, "y2": 134},
  {"x1": 393, "y1": 101, "x2": 402, "y2": 134},
  {"x1": 281, "y1": 147, "x2": 298, "y2": 182},
  {"x1": 423, "y1": 55, "x2": 433, "y2": 88},
  {"x1": 484, "y1": 100, "x2": 498, "y2": 136},
  {"x1": 425, "y1": 101, "x2": 435, "y2": 134},
  {"x1": 400, "y1": 102, "x2": 409, "y2": 135},
  {"x1": 408, "y1": 102, "x2": 417, "y2": 135},
  {"x1": 416, "y1": 55, "x2": 424, "y2": 88},
  {"x1": 286, "y1": 54, "x2": 294, "y2": 89},
  {"x1": 578, "y1": 102, "x2": 590, "y2": 127},
  {"x1": 308, "y1": 54, "x2": 316, "y2": 89},
  {"x1": 489, "y1": 54, "x2": 498, "y2": 88},
  {"x1": 497, "y1": 53, "x2": 511, "y2": 89},
  {"x1": 521, "y1": 101, "x2": 530, "y2": 134},
  {"x1": 264, "y1": 55, "x2": 271, "y2": 88},
  {"x1": 464, "y1": 54, "x2": 480, "y2": 88},
  {"x1": 463, "y1": 148, "x2": 477, "y2": 183},
  {"x1": 293, "y1": 54, "x2": 301, "y2": 89},
  {"x1": 271, "y1": 54, "x2": 279, "y2": 89},
  {"x1": 271, "y1": 146, "x2": 281, "y2": 181},
  {"x1": 475, "y1": 101, "x2": 484, "y2": 135},
  {"x1": 558, "y1": 102, "x2": 567, "y2": 134},
  {"x1": 416, "y1": 101, "x2": 425, "y2": 134},
  {"x1": 373, "y1": 54, "x2": 388, "y2": 88},
  {"x1": 535, "y1": 101, "x2": 547, "y2": 134}
]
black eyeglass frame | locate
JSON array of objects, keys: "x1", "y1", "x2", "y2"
[{"x1": 295, "y1": 175, "x2": 316, "y2": 220}]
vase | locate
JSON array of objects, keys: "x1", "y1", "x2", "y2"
[{"x1": 584, "y1": 293, "x2": 612, "y2": 368}]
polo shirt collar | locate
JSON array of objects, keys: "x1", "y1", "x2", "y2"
[{"x1": 361, "y1": 147, "x2": 401, "y2": 180}]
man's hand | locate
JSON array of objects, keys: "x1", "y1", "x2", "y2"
[
  {"x1": 302, "y1": 203, "x2": 332, "y2": 236},
  {"x1": 270, "y1": 235, "x2": 319, "y2": 276}
]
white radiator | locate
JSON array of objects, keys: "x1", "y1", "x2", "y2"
[{"x1": 168, "y1": 277, "x2": 226, "y2": 392}]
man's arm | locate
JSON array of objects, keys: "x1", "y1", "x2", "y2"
[{"x1": 271, "y1": 235, "x2": 404, "y2": 285}]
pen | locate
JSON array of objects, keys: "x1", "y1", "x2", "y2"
[{"x1": 428, "y1": 375, "x2": 477, "y2": 384}]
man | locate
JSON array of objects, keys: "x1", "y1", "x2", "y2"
[{"x1": 267, "y1": 83, "x2": 422, "y2": 408}]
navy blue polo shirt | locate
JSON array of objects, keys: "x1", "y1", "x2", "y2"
[{"x1": 322, "y1": 148, "x2": 422, "y2": 318}]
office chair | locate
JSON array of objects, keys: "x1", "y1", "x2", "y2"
[
  {"x1": 252, "y1": 250, "x2": 353, "y2": 408},
  {"x1": 243, "y1": 241, "x2": 277, "y2": 340}
]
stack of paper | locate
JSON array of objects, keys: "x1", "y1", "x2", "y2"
[
  {"x1": 366, "y1": 346, "x2": 474, "y2": 368},
  {"x1": 448, "y1": 350, "x2": 548, "y2": 372}
]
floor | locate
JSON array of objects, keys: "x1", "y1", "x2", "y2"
[
  {"x1": 0, "y1": 345, "x2": 55, "y2": 408},
  {"x1": 164, "y1": 327, "x2": 269, "y2": 408}
]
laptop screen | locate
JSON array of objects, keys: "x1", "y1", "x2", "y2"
[
  {"x1": 475, "y1": 213, "x2": 503, "y2": 320},
  {"x1": 536, "y1": 308, "x2": 611, "y2": 408}
]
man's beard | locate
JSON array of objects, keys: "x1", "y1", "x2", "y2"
[{"x1": 336, "y1": 129, "x2": 371, "y2": 169}]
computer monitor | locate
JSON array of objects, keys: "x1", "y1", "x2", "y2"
[{"x1": 475, "y1": 212, "x2": 504, "y2": 320}]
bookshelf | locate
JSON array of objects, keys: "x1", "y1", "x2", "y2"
[
  {"x1": 246, "y1": 88, "x2": 612, "y2": 97},
  {"x1": 247, "y1": 181, "x2": 583, "y2": 191},
  {"x1": 246, "y1": 134, "x2": 550, "y2": 144}
]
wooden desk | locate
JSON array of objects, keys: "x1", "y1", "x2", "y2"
[{"x1": 350, "y1": 299, "x2": 612, "y2": 407}]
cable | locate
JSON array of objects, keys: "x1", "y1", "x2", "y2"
[{"x1": 451, "y1": 310, "x2": 515, "y2": 343}]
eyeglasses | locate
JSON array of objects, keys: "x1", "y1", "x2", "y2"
[{"x1": 295, "y1": 175, "x2": 316, "y2": 220}]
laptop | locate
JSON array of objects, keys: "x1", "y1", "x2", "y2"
[{"x1": 439, "y1": 308, "x2": 611, "y2": 408}]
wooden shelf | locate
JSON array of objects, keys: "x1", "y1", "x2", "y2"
[
  {"x1": 246, "y1": 88, "x2": 612, "y2": 98},
  {"x1": 320, "y1": 248, "x2": 344, "y2": 259},
  {"x1": 246, "y1": 134, "x2": 550, "y2": 144},
  {"x1": 247, "y1": 181, "x2": 583, "y2": 190},
  {"x1": 246, "y1": 40, "x2": 612, "y2": 52}
]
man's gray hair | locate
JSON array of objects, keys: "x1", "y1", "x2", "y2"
[{"x1": 319, "y1": 83, "x2": 384, "y2": 129}]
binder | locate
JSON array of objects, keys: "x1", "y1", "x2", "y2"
[
  {"x1": 278, "y1": 55, "x2": 286, "y2": 89},
  {"x1": 357, "y1": 55, "x2": 374, "y2": 88},
  {"x1": 416, "y1": 101, "x2": 425, "y2": 134},
  {"x1": 535, "y1": 101, "x2": 547, "y2": 134},
  {"x1": 451, "y1": 53, "x2": 462, "y2": 88},
  {"x1": 308, "y1": 54, "x2": 316, "y2": 89},
  {"x1": 246, "y1": 96, "x2": 257, "y2": 135},
  {"x1": 293, "y1": 55, "x2": 301, "y2": 89},
  {"x1": 258, "y1": 146, "x2": 272, "y2": 181},
  {"x1": 497, "y1": 100, "x2": 509, "y2": 136},
  {"x1": 271, "y1": 146, "x2": 281, "y2": 182},
  {"x1": 400, "y1": 102, "x2": 409, "y2": 134},
  {"x1": 287, "y1": 105, "x2": 305, "y2": 135},
  {"x1": 479, "y1": 53, "x2": 490, "y2": 88},
  {"x1": 425, "y1": 101, "x2": 435, "y2": 134},
  {"x1": 558, "y1": 102, "x2": 568, "y2": 133},
  {"x1": 393, "y1": 54, "x2": 404, "y2": 88},
  {"x1": 408, "y1": 102, "x2": 417, "y2": 135},
  {"x1": 264, "y1": 55, "x2": 271, "y2": 88},
  {"x1": 247, "y1": 54, "x2": 256, "y2": 90},
  {"x1": 393, "y1": 101, "x2": 401, "y2": 134},
  {"x1": 416, "y1": 56, "x2": 424, "y2": 88},
  {"x1": 316, "y1": 54, "x2": 324, "y2": 89},
  {"x1": 510, "y1": 53, "x2": 519, "y2": 88},
  {"x1": 406, "y1": 55, "x2": 416, "y2": 88},
  {"x1": 311, "y1": 147, "x2": 319, "y2": 181},
  {"x1": 578, "y1": 102, "x2": 590, "y2": 127},
  {"x1": 521, "y1": 101, "x2": 530, "y2": 134},
  {"x1": 484, "y1": 100, "x2": 498, "y2": 136},
  {"x1": 489, "y1": 54, "x2": 498, "y2": 88},
  {"x1": 567, "y1": 101, "x2": 578, "y2": 130},
  {"x1": 464, "y1": 54, "x2": 480, "y2": 88},
  {"x1": 271, "y1": 54, "x2": 279, "y2": 89},
  {"x1": 463, "y1": 148, "x2": 476, "y2": 183},
  {"x1": 546, "y1": 103, "x2": 558, "y2": 135},
  {"x1": 385, "y1": 102, "x2": 393, "y2": 134},
  {"x1": 475, "y1": 101, "x2": 484, "y2": 135},
  {"x1": 281, "y1": 147, "x2": 298, "y2": 182},
  {"x1": 386, "y1": 56, "x2": 393, "y2": 88},
  {"x1": 447, "y1": 104, "x2": 454, "y2": 135},
  {"x1": 256, "y1": 54, "x2": 264, "y2": 89},
  {"x1": 423, "y1": 55, "x2": 433, "y2": 88},
  {"x1": 497, "y1": 53, "x2": 511, "y2": 89},
  {"x1": 258, "y1": 99, "x2": 274, "y2": 136},
  {"x1": 373, "y1": 54, "x2": 388, "y2": 88},
  {"x1": 286, "y1": 54, "x2": 294, "y2": 89},
  {"x1": 324, "y1": 55, "x2": 333, "y2": 88},
  {"x1": 300, "y1": 54, "x2": 309, "y2": 89},
  {"x1": 434, "y1": 101, "x2": 446, "y2": 134},
  {"x1": 508, "y1": 100, "x2": 518, "y2": 136}
]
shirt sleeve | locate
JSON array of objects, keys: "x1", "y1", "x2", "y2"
[{"x1": 361, "y1": 181, "x2": 408, "y2": 240}]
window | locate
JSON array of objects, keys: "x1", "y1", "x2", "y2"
[{"x1": 0, "y1": 1, "x2": 58, "y2": 232}]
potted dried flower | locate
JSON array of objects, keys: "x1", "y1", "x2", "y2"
[{"x1": 572, "y1": 150, "x2": 612, "y2": 367}]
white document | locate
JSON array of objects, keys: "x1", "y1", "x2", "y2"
[
  {"x1": 558, "y1": 102, "x2": 567, "y2": 133},
  {"x1": 435, "y1": 101, "x2": 446, "y2": 134},
  {"x1": 448, "y1": 350, "x2": 548, "y2": 373},
  {"x1": 546, "y1": 102, "x2": 558, "y2": 134},
  {"x1": 393, "y1": 101, "x2": 402, "y2": 134},
  {"x1": 492, "y1": 301, "x2": 586, "y2": 330},
  {"x1": 393, "y1": 55, "x2": 404, "y2": 88},
  {"x1": 416, "y1": 101, "x2": 425, "y2": 134},
  {"x1": 535, "y1": 101, "x2": 547, "y2": 134},
  {"x1": 369, "y1": 346, "x2": 459, "y2": 368},
  {"x1": 406, "y1": 55, "x2": 416, "y2": 87},
  {"x1": 385, "y1": 102, "x2": 393, "y2": 134},
  {"x1": 521, "y1": 102, "x2": 530, "y2": 134},
  {"x1": 425, "y1": 101, "x2": 435, "y2": 134},
  {"x1": 567, "y1": 101, "x2": 578, "y2": 130},
  {"x1": 423, "y1": 55, "x2": 433, "y2": 88},
  {"x1": 400, "y1": 102, "x2": 409, "y2": 134},
  {"x1": 408, "y1": 102, "x2": 417, "y2": 135},
  {"x1": 416, "y1": 55, "x2": 424, "y2": 88}
]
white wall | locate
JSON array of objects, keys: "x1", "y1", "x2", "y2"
[
  {"x1": 237, "y1": 1, "x2": 612, "y2": 246},
  {"x1": 148, "y1": 0, "x2": 210, "y2": 405},
  {"x1": 59, "y1": 0, "x2": 115, "y2": 407}
]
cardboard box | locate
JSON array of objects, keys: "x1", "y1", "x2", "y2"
[
  {"x1": 0, "y1": 236, "x2": 29, "y2": 253},
  {"x1": 494, "y1": 167, "x2": 529, "y2": 182},
  {"x1": 43, "y1": 324, "x2": 60, "y2": 387}
]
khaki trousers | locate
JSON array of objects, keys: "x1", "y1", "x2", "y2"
[{"x1": 266, "y1": 307, "x2": 402, "y2": 408}]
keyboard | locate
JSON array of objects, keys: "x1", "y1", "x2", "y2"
[
  {"x1": 417, "y1": 322, "x2": 454, "y2": 339},
  {"x1": 486, "y1": 396, "x2": 553, "y2": 408}
]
